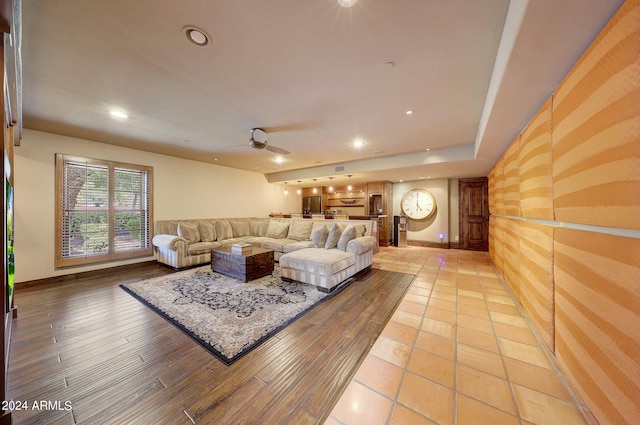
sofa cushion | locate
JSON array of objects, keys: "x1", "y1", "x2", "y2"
[
  {"x1": 287, "y1": 220, "x2": 314, "y2": 241},
  {"x1": 325, "y1": 223, "x2": 343, "y2": 249},
  {"x1": 283, "y1": 240, "x2": 314, "y2": 253},
  {"x1": 230, "y1": 221, "x2": 251, "y2": 237},
  {"x1": 280, "y1": 248, "x2": 355, "y2": 276},
  {"x1": 188, "y1": 241, "x2": 221, "y2": 255},
  {"x1": 347, "y1": 235, "x2": 378, "y2": 255},
  {"x1": 243, "y1": 236, "x2": 270, "y2": 245},
  {"x1": 217, "y1": 237, "x2": 250, "y2": 246},
  {"x1": 260, "y1": 238, "x2": 297, "y2": 252},
  {"x1": 337, "y1": 224, "x2": 357, "y2": 251},
  {"x1": 155, "y1": 220, "x2": 180, "y2": 236},
  {"x1": 178, "y1": 222, "x2": 200, "y2": 244},
  {"x1": 353, "y1": 223, "x2": 366, "y2": 238},
  {"x1": 311, "y1": 224, "x2": 328, "y2": 248},
  {"x1": 250, "y1": 220, "x2": 269, "y2": 236},
  {"x1": 215, "y1": 220, "x2": 233, "y2": 241},
  {"x1": 198, "y1": 221, "x2": 216, "y2": 242},
  {"x1": 266, "y1": 220, "x2": 290, "y2": 239}
]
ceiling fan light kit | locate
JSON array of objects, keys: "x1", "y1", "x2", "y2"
[
  {"x1": 249, "y1": 128, "x2": 268, "y2": 149},
  {"x1": 248, "y1": 128, "x2": 290, "y2": 155}
]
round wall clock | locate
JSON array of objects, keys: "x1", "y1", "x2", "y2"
[{"x1": 401, "y1": 189, "x2": 437, "y2": 220}]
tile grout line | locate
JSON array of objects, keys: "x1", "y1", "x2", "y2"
[
  {"x1": 452, "y1": 254, "x2": 460, "y2": 425},
  {"x1": 486, "y1": 255, "x2": 594, "y2": 424},
  {"x1": 328, "y1": 248, "x2": 592, "y2": 425},
  {"x1": 385, "y1": 252, "x2": 440, "y2": 425},
  {"x1": 480, "y1": 256, "x2": 525, "y2": 424},
  {"x1": 489, "y1": 261, "x2": 595, "y2": 424}
]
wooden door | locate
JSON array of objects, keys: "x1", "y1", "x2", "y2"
[{"x1": 459, "y1": 177, "x2": 489, "y2": 251}]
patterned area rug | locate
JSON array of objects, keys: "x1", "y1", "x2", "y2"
[{"x1": 120, "y1": 265, "x2": 353, "y2": 365}]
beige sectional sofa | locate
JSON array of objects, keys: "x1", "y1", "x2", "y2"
[{"x1": 152, "y1": 217, "x2": 377, "y2": 291}]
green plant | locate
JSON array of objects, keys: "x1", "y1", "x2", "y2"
[{"x1": 125, "y1": 218, "x2": 141, "y2": 240}]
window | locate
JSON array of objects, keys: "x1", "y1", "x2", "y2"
[{"x1": 55, "y1": 154, "x2": 153, "y2": 267}]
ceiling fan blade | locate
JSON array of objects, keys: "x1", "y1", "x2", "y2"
[
  {"x1": 260, "y1": 123, "x2": 314, "y2": 133},
  {"x1": 266, "y1": 145, "x2": 290, "y2": 155}
]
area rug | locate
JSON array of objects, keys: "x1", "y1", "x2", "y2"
[{"x1": 120, "y1": 265, "x2": 353, "y2": 365}]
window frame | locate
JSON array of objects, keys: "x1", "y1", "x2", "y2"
[{"x1": 55, "y1": 153, "x2": 154, "y2": 268}]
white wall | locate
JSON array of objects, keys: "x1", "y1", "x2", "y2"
[
  {"x1": 14, "y1": 129, "x2": 299, "y2": 282},
  {"x1": 392, "y1": 179, "x2": 454, "y2": 243}
]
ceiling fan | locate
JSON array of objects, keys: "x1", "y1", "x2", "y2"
[{"x1": 248, "y1": 128, "x2": 290, "y2": 155}]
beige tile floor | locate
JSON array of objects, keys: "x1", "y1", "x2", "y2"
[{"x1": 325, "y1": 246, "x2": 597, "y2": 425}]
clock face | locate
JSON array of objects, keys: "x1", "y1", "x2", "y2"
[{"x1": 401, "y1": 189, "x2": 436, "y2": 220}]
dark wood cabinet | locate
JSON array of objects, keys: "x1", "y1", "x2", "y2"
[{"x1": 296, "y1": 180, "x2": 393, "y2": 247}]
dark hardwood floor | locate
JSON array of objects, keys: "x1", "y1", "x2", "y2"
[{"x1": 7, "y1": 263, "x2": 414, "y2": 424}]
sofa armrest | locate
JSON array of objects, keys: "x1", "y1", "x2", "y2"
[
  {"x1": 346, "y1": 236, "x2": 377, "y2": 255},
  {"x1": 152, "y1": 234, "x2": 188, "y2": 251}
]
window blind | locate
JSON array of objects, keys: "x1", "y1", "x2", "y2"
[{"x1": 56, "y1": 154, "x2": 153, "y2": 267}]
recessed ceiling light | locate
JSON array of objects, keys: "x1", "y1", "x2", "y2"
[
  {"x1": 405, "y1": 110, "x2": 413, "y2": 115},
  {"x1": 337, "y1": 0, "x2": 358, "y2": 7},
  {"x1": 353, "y1": 138, "x2": 364, "y2": 148},
  {"x1": 426, "y1": 148, "x2": 431, "y2": 151},
  {"x1": 110, "y1": 110, "x2": 128, "y2": 119},
  {"x1": 182, "y1": 25, "x2": 211, "y2": 47},
  {"x1": 274, "y1": 156, "x2": 284, "y2": 164}
]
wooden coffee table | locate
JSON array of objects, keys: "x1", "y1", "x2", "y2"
[{"x1": 211, "y1": 246, "x2": 274, "y2": 282}]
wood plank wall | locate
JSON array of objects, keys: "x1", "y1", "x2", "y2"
[
  {"x1": 554, "y1": 229, "x2": 639, "y2": 425},
  {"x1": 519, "y1": 98, "x2": 554, "y2": 220},
  {"x1": 503, "y1": 137, "x2": 521, "y2": 217},
  {"x1": 487, "y1": 1, "x2": 640, "y2": 424}
]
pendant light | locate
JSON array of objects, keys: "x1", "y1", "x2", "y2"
[
  {"x1": 347, "y1": 175, "x2": 352, "y2": 192},
  {"x1": 328, "y1": 177, "x2": 334, "y2": 193},
  {"x1": 296, "y1": 181, "x2": 302, "y2": 195},
  {"x1": 312, "y1": 179, "x2": 318, "y2": 194},
  {"x1": 283, "y1": 182, "x2": 288, "y2": 195}
]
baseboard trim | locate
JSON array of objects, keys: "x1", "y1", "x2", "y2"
[
  {"x1": 407, "y1": 240, "x2": 452, "y2": 249},
  {"x1": 16, "y1": 260, "x2": 160, "y2": 289}
]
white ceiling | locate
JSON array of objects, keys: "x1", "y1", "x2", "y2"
[{"x1": 20, "y1": 0, "x2": 623, "y2": 187}]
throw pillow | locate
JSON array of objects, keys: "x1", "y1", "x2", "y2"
[
  {"x1": 325, "y1": 223, "x2": 343, "y2": 249},
  {"x1": 337, "y1": 224, "x2": 357, "y2": 251},
  {"x1": 230, "y1": 221, "x2": 251, "y2": 237},
  {"x1": 310, "y1": 225, "x2": 328, "y2": 248},
  {"x1": 215, "y1": 220, "x2": 233, "y2": 241},
  {"x1": 250, "y1": 220, "x2": 269, "y2": 236},
  {"x1": 287, "y1": 220, "x2": 314, "y2": 241},
  {"x1": 354, "y1": 224, "x2": 366, "y2": 238},
  {"x1": 198, "y1": 221, "x2": 216, "y2": 242},
  {"x1": 266, "y1": 220, "x2": 290, "y2": 239},
  {"x1": 177, "y1": 222, "x2": 200, "y2": 244}
]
